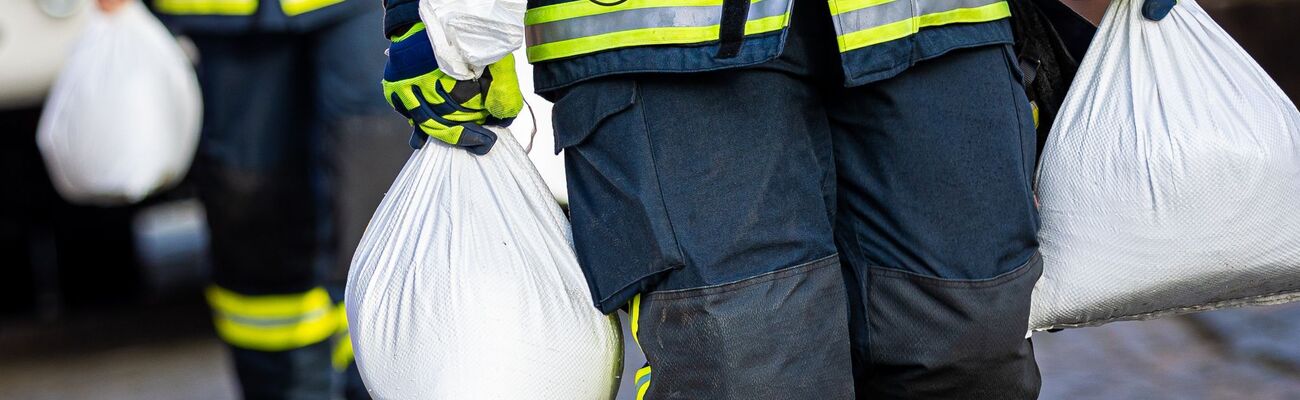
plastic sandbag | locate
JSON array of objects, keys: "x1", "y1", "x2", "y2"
[
  {"x1": 36, "y1": 2, "x2": 201, "y2": 205},
  {"x1": 346, "y1": 127, "x2": 622, "y2": 399},
  {"x1": 1029, "y1": 0, "x2": 1300, "y2": 331},
  {"x1": 419, "y1": 0, "x2": 525, "y2": 80}
]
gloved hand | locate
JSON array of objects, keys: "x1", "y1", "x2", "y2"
[
  {"x1": 382, "y1": 23, "x2": 524, "y2": 155},
  {"x1": 1142, "y1": 0, "x2": 1177, "y2": 21}
]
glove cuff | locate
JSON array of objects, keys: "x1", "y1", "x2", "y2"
[{"x1": 384, "y1": 26, "x2": 439, "y2": 82}]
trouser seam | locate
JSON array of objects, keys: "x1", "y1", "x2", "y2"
[
  {"x1": 646, "y1": 254, "x2": 840, "y2": 301},
  {"x1": 867, "y1": 252, "x2": 1042, "y2": 287}
]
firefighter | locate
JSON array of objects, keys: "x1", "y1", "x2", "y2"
[{"x1": 95, "y1": 0, "x2": 410, "y2": 397}]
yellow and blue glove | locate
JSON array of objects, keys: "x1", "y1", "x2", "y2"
[
  {"x1": 1142, "y1": 0, "x2": 1176, "y2": 20},
  {"x1": 382, "y1": 23, "x2": 524, "y2": 155}
]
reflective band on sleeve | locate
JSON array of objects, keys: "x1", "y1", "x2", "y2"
[
  {"x1": 206, "y1": 286, "x2": 337, "y2": 351},
  {"x1": 525, "y1": 0, "x2": 792, "y2": 62},
  {"x1": 280, "y1": 0, "x2": 345, "y2": 16},
  {"x1": 154, "y1": 0, "x2": 257, "y2": 15},
  {"x1": 831, "y1": 0, "x2": 1011, "y2": 52}
]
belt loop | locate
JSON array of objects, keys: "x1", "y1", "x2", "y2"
[{"x1": 717, "y1": 0, "x2": 750, "y2": 58}]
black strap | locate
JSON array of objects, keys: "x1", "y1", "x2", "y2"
[{"x1": 716, "y1": 0, "x2": 750, "y2": 58}]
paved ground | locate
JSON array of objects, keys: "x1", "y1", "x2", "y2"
[{"x1": 2, "y1": 299, "x2": 1298, "y2": 400}]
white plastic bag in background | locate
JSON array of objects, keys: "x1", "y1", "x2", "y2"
[
  {"x1": 346, "y1": 126, "x2": 622, "y2": 399},
  {"x1": 419, "y1": 0, "x2": 525, "y2": 79},
  {"x1": 36, "y1": 1, "x2": 202, "y2": 206},
  {"x1": 1030, "y1": 0, "x2": 1300, "y2": 331}
]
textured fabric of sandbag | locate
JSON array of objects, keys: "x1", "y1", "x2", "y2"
[
  {"x1": 345, "y1": 126, "x2": 622, "y2": 399},
  {"x1": 1030, "y1": 0, "x2": 1300, "y2": 331}
]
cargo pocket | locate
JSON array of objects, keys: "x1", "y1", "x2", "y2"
[
  {"x1": 551, "y1": 78, "x2": 687, "y2": 314},
  {"x1": 635, "y1": 255, "x2": 855, "y2": 400},
  {"x1": 865, "y1": 253, "x2": 1043, "y2": 400}
]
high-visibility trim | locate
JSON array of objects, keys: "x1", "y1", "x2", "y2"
[
  {"x1": 332, "y1": 303, "x2": 353, "y2": 371},
  {"x1": 206, "y1": 286, "x2": 337, "y2": 351},
  {"x1": 629, "y1": 294, "x2": 642, "y2": 347},
  {"x1": 1030, "y1": 101, "x2": 1039, "y2": 129},
  {"x1": 391, "y1": 22, "x2": 426, "y2": 42},
  {"x1": 154, "y1": 0, "x2": 257, "y2": 15},
  {"x1": 835, "y1": 0, "x2": 1010, "y2": 52},
  {"x1": 526, "y1": 0, "x2": 729, "y2": 25},
  {"x1": 281, "y1": 0, "x2": 344, "y2": 16},
  {"x1": 528, "y1": 0, "x2": 788, "y2": 45},
  {"x1": 525, "y1": 0, "x2": 791, "y2": 62},
  {"x1": 827, "y1": 0, "x2": 893, "y2": 16},
  {"x1": 527, "y1": 12, "x2": 789, "y2": 62},
  {"x1": 634, "y1": 365, "x2": 652, "y2": 400}
]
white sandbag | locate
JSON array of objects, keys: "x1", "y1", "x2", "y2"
[
  {"x1": 346, "y1": 127, "x2": 622, "y2": 399},
  {"x1": 1030, "y1": 0, "x2": 1300, "y2": 331},
  {"x1": 36, "y1": 2, "x2": 201, "y2": 206},
  {"x1": 419, "y1": 0, "x2": 525, "y2": 79}
]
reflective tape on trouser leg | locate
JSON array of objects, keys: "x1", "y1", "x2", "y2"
[
  {"x1": 206, "y1": 286, "x2": 338, "y2": 351},
  {"x1": 630, "y1": 295, "x2": 652, "y2": 400},
  {"x1": 332, "y1": 302, "x2": 354, "y2": 371}
]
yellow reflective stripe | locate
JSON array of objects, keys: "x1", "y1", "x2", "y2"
[
  {"x1": 333, "y1": 334, "x2": 354, "y2": 371},
  {"x1": 391, "y1": 22, "x2": 427, "y2": 42},
  {"x1": 154, "y1": 0, "x2": 257, "y2": 15},
  {"x1": 1030, "y1": 101, "x2": 1040, "y2": 129},
  {"x1": 332, "y1": 303, "x2": 353, "y2": 370},
  {"x1": 526, "y1": 0, "x2": 726, "y2": 25},
  {"x1": 207, "y1": 286, "x2": 334, "y2": 319},
  {"x1": 211, "y1": 309, "x2": 337, "y2": 351},
  {"x1": 827, "y1": 0, "x2": 893, "y2": 15},
  {"x1": 527, "y1": 13, "x2": 788, "y2": 62},
  {"x1": 281, "y1": 0, "x2": 344, "y2": 16},
  {"x1": 630, "y1": 294, "x2": 642, "y2": 347},
  {"x1": 837, "y1": 1, "x2": 1010, "y2": 52},
  {"x1": 634, "y1": 365, "x2": 652, "y2": 400},
  {"x1": 206, "y1": 286, "x2": 337, "y2": 351}
]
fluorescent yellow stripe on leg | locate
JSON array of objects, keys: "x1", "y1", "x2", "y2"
[
  {"x1": 635, "y1": 365, "x2": 652, "y2": 400},
  {"x1": 630, "y1": 294, "x2": 642, "y2": 347},
  {"x1": 211, "y1": 309, "x2": 337, "y2": 351},
  {"x1": 333, "y1": 334, "x2": 354, "y2": 371},
  {"x1": 154, "y1": 0, "x2": 257, "y2": 15},
  {"x1": 207, "y1": 286, "x2": 334, "y2": 319},
  {"x1": 332, "y1": 303, "x2": 354, "y2": 371},
  {"x1": 206, "y1": 286, "x2": 337, "y2": 351},
  {"x1": 1031, "y1": 101, "x2": 1040, "y2": 129},
  {"x1": 280, "y1": 0, "x2": 344, "y2": 16}
]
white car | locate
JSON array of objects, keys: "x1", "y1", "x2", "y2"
[{"x1": 0, "y1": 0, "x2": 89, "y2": 109}]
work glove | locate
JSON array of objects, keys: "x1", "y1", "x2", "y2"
[
  {"x1": 382, "y1": 23, "x2": 524, "y2": 155},
  {"x1": 1142, "y1": 0, "x2": 1176, "y2": 21}
]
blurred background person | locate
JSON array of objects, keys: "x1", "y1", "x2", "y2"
[{"x1": 93, "y1": 0, "x2": 408, "y2": 398}]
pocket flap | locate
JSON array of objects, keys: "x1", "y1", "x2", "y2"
[{"x1": 551, "y1": 79, "x2": 637, "y2": 154}]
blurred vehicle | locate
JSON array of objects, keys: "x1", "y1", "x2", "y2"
[
  {"x1": 1, "y1": 0, "x2": 176, "y2": 320},
  {"x1": 0, "y1": 0, "x2": 89, "y2": 109}
]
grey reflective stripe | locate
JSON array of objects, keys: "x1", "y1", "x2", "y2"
[
  {"x1": 526, "y1": 0, "x2": 791, "y2": 46},
  {"x1": 221, "y1": 308, "x2": 331, "y2": 327},
  {"x1": 832, "y1": 0, "x2": 1005, "y2": 37}
]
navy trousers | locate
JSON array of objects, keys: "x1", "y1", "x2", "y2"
[
  {"x1": 553, "y1": 1, "x2": 1042, "y2": 398},
  {"x1": 189, "y1": 7, "x2": 408, "y2": 400}
]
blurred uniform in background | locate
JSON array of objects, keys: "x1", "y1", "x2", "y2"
[{"x1": 95, "y1": 0, "x2": 409, "y2": 398}]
